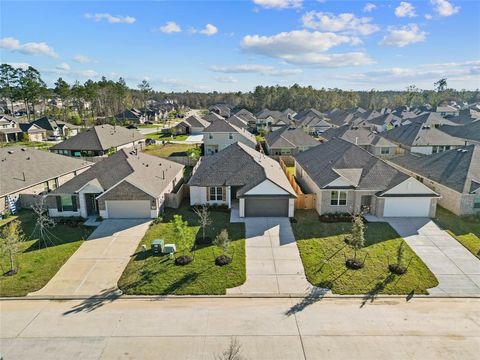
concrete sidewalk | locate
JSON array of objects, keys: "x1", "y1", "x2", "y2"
[
  {"x1": 29, "y1": 219, "x2": 151, "y2": 297},
  {"x1": 386, "y1": 217, "x2": 480, "y2": 296},
  {"x1": 228, "y1": 212, "x2": 317, "y2": 295}
]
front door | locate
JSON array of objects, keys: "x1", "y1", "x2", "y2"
[
  {"x1": 360, "y1": 195, "x2": 372, "y2": 214},
  {"x1": 85, "y1": 193, "x2": 99, "y2": 216}
]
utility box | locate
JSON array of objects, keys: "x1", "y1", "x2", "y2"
[
  {"x1": 163, "y1": 244, "x2": 176, "y2": 254},
  {"x1": 151, "y1": 239, "x2": 165, "y2": 254}
]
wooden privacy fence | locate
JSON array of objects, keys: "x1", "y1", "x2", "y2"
[{"x1": 278, "y1": 158, "x2": 316, "y2": 210}]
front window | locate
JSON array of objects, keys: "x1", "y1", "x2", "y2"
[
  {"x1": 57, "y1": 195, "x2": 76, "y2": 212},
  {"x1": 209, "y1": 187, "x2": 223, "y2": 201},
  {"x1": 381, "y1": 147, "x2": 390, "y2": 155},
  {"x1": 228, "y1": 133, "x2": 233, "y2": 140},
  {"x1": 209, "y1": 134, "x2": 213, "y2": 139},
  {"x1": 474, "y1": 195, "x2": 480, "y2": 209},
  {"x1": 330, "y1": 191, "x2": 347, "y2": 206}
]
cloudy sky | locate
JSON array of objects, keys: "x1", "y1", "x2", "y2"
[{"x1": 1, "y1": 0, "x2": 479, "y2": 92}]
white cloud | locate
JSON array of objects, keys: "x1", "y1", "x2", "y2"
[
  {"x1": 395, "y1": 2, "x2": 417, "y2": 18},
  {"x1": 6, "y1": 62, "x2": 31, "y2": 70},
  {"x1": 334, "y1": 60, "x2": 480, "y2": 85},
  {"x1": 425, "y1": 14, "x2": 433, "y2": 20},
  {"x1": 379, "y1": 24, "x2": 426, "y2": 47},
  {"x1": 301, "y1": 11, "x2": 380, "y2": 36},
  {"x1": 85, "y1": 13, "x2": 136, "y2": 24},
  {"x1": 158, "y1": 21, "x2": 181, "y2": 34},
  {"x1": 431, "y1": 0, "x2": 460, "y2": 17},
  {"x1": 241, "y1": 30, "x2": 373, "y2": 67},
  {"x1": 0, "y1": 37, "x2": 58, "y2": 58},
  {"x1": 214, "y1": 75, "x2": 238, "y2": 83},
  {"x1": 199, "y1": 24, "x2": 218, "y2": 36},
  {"x1": 252, "y1": 0, "x2": 302, "y2": 9},
  {"x1": 56, "y1": 62, "x2": 71, "y2": 71},
  {"x1": 363, "y1": 3, "x2": 377, "y2": 12},
  {"x1": 73, "y1": 54, "x2": 95, "y2": 64},
  {"x1": 210, "y1": 64, "x2": 302, "y2": 75}
]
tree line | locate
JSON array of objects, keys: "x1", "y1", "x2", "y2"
[{"x1": 1, "y1": 64, "x2": 479, "y2": 126}]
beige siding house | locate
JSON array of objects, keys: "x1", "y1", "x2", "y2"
[{"x1": 203, "y1": 119, "x2": 257, "y2": 155}]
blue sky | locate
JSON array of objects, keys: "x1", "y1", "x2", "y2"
[{"x1": 1, "y1": 0, "x2": 479, "y2": 91}]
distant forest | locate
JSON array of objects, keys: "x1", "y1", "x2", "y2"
[{"x1": 1, "y1": 64, "x2": 479, "y2": 123}]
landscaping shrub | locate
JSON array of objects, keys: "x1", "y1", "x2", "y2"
[
  {"x1": 388, "y1": 263, "x2": 407, "y2": 275},
  {"x1": 55, "y1": 217, "x2": 84, "y2": 227},
  {"x1": 175, "y1": 255, "x2": 193, "y2": 266},
  {"x1": 215, "y1": 255, "x2": 232, "y2": 266},
  {"x1": 319, "y1": 212, "x2": 352, "y2": 223},
  {"x1": 346, "y1": 258, "x2": 364, "y2": 270}
]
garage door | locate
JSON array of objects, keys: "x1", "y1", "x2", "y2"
[
  {"x1": 106, "y1": 200, "x2": 151, "y2": 218},
  {"x1": 244, "y1": 197, "x2": 289, "y2": 217},
  {"x1": 383, "y1": 197, "x2": 431, "y2": 217}
]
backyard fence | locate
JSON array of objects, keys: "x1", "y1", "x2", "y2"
[{"x1": 278, "y1": 158, "x2": 317, "y2": 210}]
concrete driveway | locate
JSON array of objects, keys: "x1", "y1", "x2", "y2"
[
  {"x1": 229, "y1": 212, "x2": 316, "y2": 295},
  {"x1": 30, "y1": 219, "x2": 151, "y2": 297},
  {"x1": 386, "y1": 218, "x2": 480, "y2": 296}
]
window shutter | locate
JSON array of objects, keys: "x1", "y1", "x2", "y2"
[
  {"x1": 71, "y1": 196, "x2": 78, "y2": 211},
  {"x1": 222, "y1": 187, "x2": 226, "y2": 201},
  {"x1": 56, "y1": 196, "x2": 62, "y2": 212},
  {"x1": 206, "y1": 187, "x2": 209, "y2": 201}
]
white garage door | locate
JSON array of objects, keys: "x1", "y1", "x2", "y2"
[
  {"x1": 106, "y1": 200, "x2": 151, "y2": 218},
  {"x1": 383, "y1": 197, "x2": 431, "y2": 217}
]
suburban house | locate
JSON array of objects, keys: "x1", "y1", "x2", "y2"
[
  {"x1": 0, "y1": 147, "x2": 92, "y2": 214},
  {"x1": 256, "y1": 109, "x2": 290, "y2": 132},
  {"x1": 319, "y1": 125, "x2": 398, "y2": 158},
  {"x1": 406, "y1": 112, "x2": 460, "y2": 128},
  {"x1": 19, "y1": 123, "x2": 47, "y2": 142},
  {"x1": 233, "y1": 109, "x2": 257, "y2": 130},
  {"x1": 172, "y1": 115, "x2": 210, "y2": 135},
  {"x1": 265, "y1": 126, "x2": 319, "y2": 156},
  {"x1": 436, "y1": 105, "x2": 460, "y2": 117},
  {"x1": 189, "y1": 142, "x2": 296, "y2": 217},
  {"x1": 203, "y1": 119, "x2": 257, "y2": 155},
  {"x1": 383, "y1": 121, "x2": 465, "y2": 155},
  {"x1": 294, "y1": 138, "x2": 439, "y2": 217},
  {"x1": 437, "y1": 121, "x2": 480, "y2": 145},
  {"x1": 29, "y1": 116, "x2": 80, "y2": 139},
  {"x1": 357, "y1": 113, "x2": 403, "y2": 132},
  {"x1": 208, "y1": 104, "x2": 231, "y2": 118},
  {"x1": 224, "y1": 115, "x2": 249, "y2": 129},
  {"x1": 47, "y1": 149, "x2": 184, "y2": 219},
  {"x1": 283, "y1": 108, "x2": 297, "y2": 119},
  {"x1": 324, "y1": 109, "x2": 355, "y2": 127},
  {"x1": 115, "y1": 108, "x2": 147, "y2": 124},
  {"x1": 295, "y1": 109, "x2": 334, "y2": 135},
  {"x1": 50, "y1": 124, "x2": 145, "y2": 158},
  {"x1": 389, "y1": 145, "x2": 480, "y2": 215},
  {"x1": 0, "y1": 115, "x2": 22, "y2": 143},
  {"x1": 202, "y1": 112, "x2": 225, "y2": 123}
]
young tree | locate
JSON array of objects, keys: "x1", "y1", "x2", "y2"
[
  {"x1": 346, "y1": 214, "x2": 365, "y2": 269},
  {"x1": 213, "y1": 229, "x2": 232, "y2": 265},
  {"x1": 171, "y1": 214, "x2": 191, "y2": 264},
  {"x1": 0, "y1": 220, "x2": 24, "y2": 275},
  {"x1": 193, "y1": 205, "x2": 212, "y2": 243}
]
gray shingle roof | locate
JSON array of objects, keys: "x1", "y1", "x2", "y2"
[
  {"x1": 320, "y1": 125, "x2": 396, "y2": 148},
  {"x1": 265, "y1": 126, "x2": 319, "y2": 149},
  {"x1": 203, "y1": 119, "x2": 257, "y2": 144},
  {"x1": 188, "y1": 142, "x2": 295, "y2": 197},
  {"x1": 294, "y1": 138, "x2": 408, "y2": 191},
  {"x1": 0, "y1": 147, "x2": 92, "y2": 196},
  {"x1": 52, "y1": 149, "x2": 184, "y2": 198},
  {"x1": 383, "y1": 122, "x2": 465, "y2": 147},
  {"x1": 438, "y1": 122, "x2": 480, "y2": 143},
  {"x1": 50, "y1": 125, "x2": 144, "y2": 151},
  {"x1": 202, "y1": 112, "x2": 225, "y2": 122},
  {"x1": 390, "y1": 145, "x2": 480, "y2": 193},
  {"x1": 182, "y1": 115, "x2": 210, "y2": 128}
]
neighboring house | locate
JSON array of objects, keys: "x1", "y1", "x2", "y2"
[
  {"x1": 436, "y1": 105, "x2": 459, "y2": 117},
  {"x1": 203, "y1": 119, "x2": 257, "y2": 155},
  {"x1": 383, "y1": 121, "x2": 465, "y2": 155},
  {"x1": 358, "y1": 113, "x2": 403, "y2": 132},
  {"x1": 50, "y1": 124, "x2": 144, "y2": 158},
  {"x1": 19, "y1": 123, "x2": 47, "y2": 142},
  {"x1": 209, "y1": 104, "x2": 231, "y2": 118},
  {"x1": 115, "y1": 108, "x2": 147, "y2": 124},
  {"x1": 295, "y1": 109, "x2": 333, "y2": 135},
  {"x1": 233, "y1": 109, "x2": 257, "y2": 130},
  {"x1": 294, "y1": 138, "x2": 439, "y2": 218},
  {"x1": 438, "y1": 121, "x2": 480, "y2": 145},
  {"x1": 0, "y1": 147, "x2": 92, "y2": 214},
  {"x1": 46, "y1": 149, "x2": 184, "y2": 219},
  {"x1": 225, "y1": 115, "x2": 249, "y2": 129},
  {"x1": 29, "y1": 117, "x2": 80, "y2": 138},
  {"x1": 189, "y1": 142, "x2": 296, "y2": 217},
  {"x1": 283, "y1": 108, "x2": 297, "y2": 119},
  {"x1": 0, "y1": 115, "x2": 22, "y2": 143},
  {"x1": 319, "y1": 125, "x2": 398, "y2": 158},
  {"x1": 265, "y1": 126, "x2": 319, "y2": 156},
  {"x1": 202, "y1": 112, "x2": 225, "y2": 123},
  {"x1": 172, "y1": 115, "x2": 210, "y2": 135},
  {"x1": 406, "y1": 112, "x2": 460, "y2": 128},
  {"x1": 389, "y1": 145, "x2": 480, "y2": 215},
  {"x1": 325, "y1": 109, "x2": 355, "y2": 127},
  {"x1": 256, "y1": 109, "x2": 290, "y2": 132}
]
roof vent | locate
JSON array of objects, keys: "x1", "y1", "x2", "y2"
[
  {"x1": 7, "y1": 150, "x2": 14, "y2": 154},
  {"x1": 21, "y1": 148, "x2": 26, "y2": 151}
]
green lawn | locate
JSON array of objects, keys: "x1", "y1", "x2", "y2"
[
  {"x1": 292, "y1": 210, "x2": 438, "y2": 295},
  {"x1": 138, "y1": 123, "x2": 164, "y2": 129},
  {"x1": 147, "y1": 133, "x2": 189, "y2": 141},
  {"x1": 434, "y1": 207, "x2": 480, "y2": 258},
  {"x1": 0, "y1": 215, "x2": 18, "y2": 228},
  {"x1": 143, "y1": 143, "x2": 198, "y2": 157},
  {"x1": 0, "y1": 211, "x2": 93, "y2": 296},
  {"x1": 2, "y1": 141, "x2": 52, "y2": 151},
  {"x1": 118, "y1": 205, "x2": 246, "y2": 295}
]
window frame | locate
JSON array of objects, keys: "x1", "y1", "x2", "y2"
[
  {"x1": 330, "y1": 191, "x2": 347, "y2": 206},
  {"x1": 474, "y1": 195, "x2": 480, "y2": 209},
  {"x1": 209, "y1": 186, "x2": 223, "y2": 201}
]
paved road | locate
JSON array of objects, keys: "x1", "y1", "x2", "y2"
[
  {"x1": 228, "y1": 214, "x2": 315, "y2": 295},
  {"x1": 386, "y1": 218, "x2": 480, "y2": 295},
  {"x1": 30, "y1": 220, "x2": 151, "y2": 297},
  {"x1": 0, "y1": 297, "x2": 478, "y2": 359}
]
